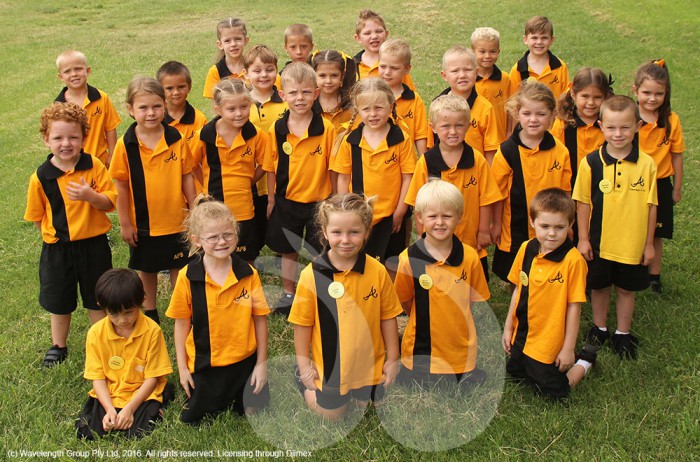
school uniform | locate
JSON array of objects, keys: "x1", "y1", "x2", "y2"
[
  {"x1": 312, "y1": 99, "x2": 353, "y2": 130},
  {"x1": 475, "y1": 65, "x2": 511, "y2": 142},
  {"x1": 288, "y1": 253, "x2": 403, "y2": 408},
  {"x1": 109, "y1": 123, "x2": 193, "y2": 272},
  {"x1": 166, "y1": 255, "x2": 270, "y2": 422},
  {"x1": 394, "y1": 236, "x2": 490, "y2": 376},
  {"x1": 55, "y1": 85, "x2": 121, "y2": 166},
  {"x1": 263, "y1": 111, "x2": 335, "y2": 255},
  {"x1": 551, "y1": 113, "x2": 606, "y2": 187},
  {"x1": 165, "y1": 100, "x2": 208, "y2": 151},
  {"x1": 203, "y1": 58, "x2": 245, "y2": 99},
  {"x1": 505, "y1": 238, "x2": 587, "y2": 398},
  {"x1": 76, "y1": 312, "x2": 172, "y2": 439},
  {"x1": 405, "y1": 142, "x2": 502, "y2": 259},
  {"x1": 353, "y1": 50, "x2": 416, "y2": 90},
  {"x1": 490, "y1": 128, "x2": 572, "y2": 282},
  {"x1": 395, "y1": 84, "x2": 429, "y2": 145},
  {"x1": 572, "y1": 143, "x2": 657, "y2": 290},
  {"x1": 24, "y1": 152, "x2": 116, "y2": 313},
  {"x1": 249, "y1": 87, "x2": 288, "y2": 134},
  {"x1": 508, "y1": 50, "x2": 570, "y2": 99},
  {"x1": 332, "y1": 121, "x2": 416, "y2": 261}
]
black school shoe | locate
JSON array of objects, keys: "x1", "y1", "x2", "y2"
[
  {"x1": 272, "y1": 293, "x2": 294, "y2": 317},
  {"x1": 649, "y1": 278, "x2": 663, "y2": 294},
  {"x1": 43, "y1": 345, "x2": 68, "y2": 368},
  {"x1": 585, "y1": 325, "x2": 610, "y2": 352},
  {"x1": 576, "y1": 345, "x2": 598, "y2": 366},
  {"x1": 611, "y1": 333, "x2": 639, "y2": 360}
]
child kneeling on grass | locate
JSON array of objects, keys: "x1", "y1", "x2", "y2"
[
  {"x1": 502, "y1": 188, "x2": 595, "y2": 398},
  {"x1": 76, "y1": 269, "x2": 173, "y2": 439}
]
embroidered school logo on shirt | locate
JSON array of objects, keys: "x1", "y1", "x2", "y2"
[
  {"x1": 463, "y1": 175, "x2": 477, "y2": 189},
  {"x1": 631, "y1": 176, "x2": 645, "y2": 188},
  {"x1": 363, "y1": 286, "x2": 378, "y2": 300},
  {"x1": 548, "y1": 271, "x2": 564, "y2": 284},
  {"x1": 403, "y1": 109, "x2": 414, "y2": 119},
  {"x1": 548, "y1": 160, "x2": 562, "y2": 172},
  {"x1": 496, "y1": 90, "x2": 504, "y2": 99},
  {"x1": 550, "y1": 76, "x2": 560, "y2": 84},
  {"x1": 310, "y1": 145, "x2": 323, "y2": 156},
  {"x1": 92, "y1": 107, "x2": 102, "y2": 117},
  {"x1": 164, "y1": 151, "x2": 177, "y2": 163},
  {"x1": 657, "y1": 136, "x2": 670, "y2": 147},
  {"x1": 234, "y1": 287, "x2": 250, "y2": 302},
  {"x1": 90, "y1": 179, "x2": 98, "y2": 190},
  {"x1": 384, "y1": 152, "x2": 398, "y2": 164},
  {"x1": 470, "y1": 119, "x2": 478, "y2": 129},
  {"x1": 455, "y1": 269, "x2": 468, "y2": 284},
  {"x1": 242, "y1": 146, "x2": 253, "y2": 157}
]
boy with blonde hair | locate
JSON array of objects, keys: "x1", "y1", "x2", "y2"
[
  {"x1": 431, "y1": 46, "x2": 500, "y2": 164},
  {"x1": 54, "y1": 50, "x2": 121, "y2": 167},
  {"x1": 263, "y1": 62, "x2": 335, "y2": 316},
  {"x1": 508, "y1": 16, "x2": 570, "y2": 99},
  {"x1": 405, "y1": 95, "x2": 502, "y2": 279},
  {"x1": 156, "y1": 61, "x2": 207, "y2": 149},
  {"x1": 574, "y1": 96, "x2": 658, "y2": 360},
  {"x1": 471, "y1": 27, "x2": 510, "y2": 142}
]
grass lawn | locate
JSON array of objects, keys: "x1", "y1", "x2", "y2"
[{"x1": 0, "y1": 0, "x2": 698, "y2": 460}]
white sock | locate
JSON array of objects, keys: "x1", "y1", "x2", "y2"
[
  {"x1": 615, "y1": 330, "x2": 629, "y2": 335},
  {"x1": 575, "y1": 359, "x2": 592, "y2": 373},
  {"x1": 597, "y1": 326, "x2": 608, "y2": 332}
]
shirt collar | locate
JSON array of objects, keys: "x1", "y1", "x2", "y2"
[
  {"x1": 600, "y1": 141, "x2": 639, "y2": 165},
  {"x1": 412, "y1": 234, "x2": 464, "y2": 266},
  {"x1": 164, "y1": 100, "x2": 196, "y2": 125},
  {"x1": 39, "y1": 151, "x2": 93, "y2": 179},
  {"x1": 476, "y1": 65, "x2": 503, "y2": 82},
  {"x1": 313, "y1": 252, "x2": 367, "y2": 274}
]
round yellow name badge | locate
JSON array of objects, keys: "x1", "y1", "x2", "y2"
[
  {"x1": 599, "y1": 179, "x2": 613, "y2": 194},
  {"x1": 282, "y1": 141, "x2": 293, "y2": 155},
  {"x1": 328, "y1": 281, "x2": 345, "y2": 299},
  {"x1": 418, "y1": 274, "x2": 433, "y2": 290},
  {"x1": 108, "y1": 356, "x2": 125, "y2": 370},
  {"x1": 519, "y1": 271, "x2": 529, "y2": 287}
]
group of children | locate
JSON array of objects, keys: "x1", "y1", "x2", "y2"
[{"x1": 24, "y1": 9, "x2": 685, "y2": 438}]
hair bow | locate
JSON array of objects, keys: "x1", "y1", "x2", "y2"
[{"x1": 653, "y1": 59, "x2": 665, "y2": 68}]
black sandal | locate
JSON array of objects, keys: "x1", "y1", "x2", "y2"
[{"x1": 43, "y1": 345, "x2": 68, "y2": 368}]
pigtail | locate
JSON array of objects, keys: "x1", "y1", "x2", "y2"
[
  {"x1": 556, "y1": 88, "x2": 577, "y2": 126},
  {"x1": 332, "y1": 111, "x2": 357, "y2": 156},
  {"x1": 340, "y1": 52, "x2": 359, "y2": 109}
]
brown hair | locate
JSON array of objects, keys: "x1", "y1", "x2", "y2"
[
  {"x1": 126, "y1": 76, "x2": 165, "y2": 107},
  {"x1": 215, "y1": 18, "x2": 248, "y2": 62},
  {"x1": 355, "y1": 9, "x2": 386, "y2": 34},
  {"x1": 40, "y1": 102, "x2": 89, "y2": 139},
  {"x1": 529, "y1": 187, "x2": 575, "y2": 225},
  {"x1": 244, "y1": 44, "x2": 278, "y2": 69},
  {"x1": 284, "y1": 23, "x2": 313, "y2": 44},
  {"x1": 524, "y1": 16, "x2": 553, "y2": 36},
  {"x1": 156, "y1": 60, "x2": 192, "y2": 87},
  {"x1": 213, "y1": 78, "x2": 252, "y2": 106},
  {"x1": 634, "y1": 60, "x2": 672, "y2": 136},
  {"x1": 599, "y1": 95, "x2": 640, "y2": 124},
  {"x1": 506, "y1": 81, "x2": 556, "y2": 118},
  {"x1": 557, "y1": 67, "x2": 613, "y2": 126},
  {"x1": 310, "y1": 50, "x2": 358, "y2": 110}
]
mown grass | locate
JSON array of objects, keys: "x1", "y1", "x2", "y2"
[{"x1": 0, "y1": 0, "x2": 698, "y2": 460}]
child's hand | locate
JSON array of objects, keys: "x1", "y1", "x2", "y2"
[
  {"x1": 102, "y1": 410, "x2": 117, "y2": 431},
  {"x1": 392, "y1": 210, "x2": 406, "y2": 233},
  {"x1": 115, "y1": 406, "x2": 134, "y2": 430},
  {"x1": 250, "y1": 363, "x2": 268, "y2": 394},
  {"x1": 555, "y1": 348, "x2": 575, "y2": 372},
  {"x1": 179, "y1": 368, "x2": 195, "y2": 399},
  {"x1": 120, "y1": 222, "x2": 138, "y2": 248},
  {"x1": 577, "y1": 239, "x2": 593, "y2": 261},
  {"x1": 502, "y1": 326, "x2": 512, "y2": 354},
  {"x1": 382, "y1": 359, "x2": 399, "y2": 387},
  {"x1": 65, "y1": 177, "x2": 95, "y2": 202},
  {"x1": 673, "y1": 189, "x2": 682, "y2": 204},
  {"x1": 299, "y1": 366, "x2": 319, "y2": 391},
  {"x1": 642, "y1": 243, "x2": 655, "y2": 266},
  {"x1": 477, "y1": 230, "x2": 491, "y2": 251},
  {"x1": 490, "y1": 225, "x2": 501, "y2": 247},
  {"x1": 266, "y1": 199, "x2": 275, "y2": 220}
]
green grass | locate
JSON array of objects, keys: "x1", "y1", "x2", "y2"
[{"x1": 1, "y1": 0, "x2": 699, "y2": 460}]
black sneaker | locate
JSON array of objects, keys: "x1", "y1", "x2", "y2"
[
  {"x1": 576, "y1": 345, "x2": 598, "y2": 366},
  {"x1": 650, "y1": 279, "x2": 662, "y2": 294},
  {"x1": 585, "y1": 325, "x2": 609, "y2": 352},
  {"x1": 611, "y1": 333, "x2": 639, "y2": 360},
  {"x1": 272, "y1": 292, "x2": 294, "y2": 317},
  {"x1": 43, "y1": 345, "x2": 68, "y2": 368}
]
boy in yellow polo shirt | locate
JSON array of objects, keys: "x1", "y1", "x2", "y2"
[
  {"x1": 503, "y1": 188, "x2": 594, "y2": 398},
  {"x1": 54, "y1": 50, "x2": 121, "y2": 168},
  {"x1": 574, "y1": 96, "x2": 658, "y2": 360},
  {"x1": 77, "y1": 269, "x2": 172, "y2": 439}
]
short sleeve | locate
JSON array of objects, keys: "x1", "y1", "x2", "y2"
[
  {"x1": 203, "y1": 65, "x2": 219, "y2": 99},
  {"x1": 190, "y1": 129, "x2": 205, "y2": 167},
  {"x1": 288, "y1": 265, "x2": 317, "y2": 326},
  {"x1": 404, "y1": 157, "x2": 428, "y2": 206},
  {"x1": 93, "y1": 159, "x2": 118, "y2": 211},
  {"x1": 108, "y1": 138, "x2": 129, "y2": 182},
  {"x1": 507, "y1": 241, "x2": 528, "y2": 286},
  {"x1": 398, "y1": 136, "x2": 417, "y2": 174},
  {"x1": 393, "y1": 250, "x2": 415, "y2": 304},
  {"x1": 378, "y1": 267, "x2": 403, "y2": 320},
  {"x1": 24, "y1": 173, "x2": 46, "y2": 223},
  {"x1": 262, "y1": 127, "x2": 279, "y2": 173},
  {"x1": 467, "y1": 247, "x2": 490, "y2": 301},
  {"x1": 144, "y1": 326, "x2": 173, "y2": 379},
  {"x1": 102, "y1": 94, "x2": 122, "y2": 131},
  {"x1": 83, "y1": 324, "x2": 106, "y2": 381},
  {"x1": 165, "y1": 269, "x2": 193, "y2": 319},
  {"x1": 481, "y1": 103, "x2": 501, "y2": 152},
  {"x1": 491, "y1": 148, "x2": 513, "y2": 199},
  {"x1": 476, "y1": 154, "x2": 503, "y2": 206},
  {"x1": 669, "y1": 113, "x2": 686, "y2": 154},
  {"x1": 250, "y1": 269, "x2": 271, "y2": 316},
  {"x1": 566, "y1": 252, "x2": 588, "y2": 304},
  {"x1": 330, "y1": 135, "x2": 353, "y2": 174}
]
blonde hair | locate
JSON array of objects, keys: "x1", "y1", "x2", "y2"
[
  {"x1": 126, "y1": 76, "x2": 165, "y2": 107},
  {"x1": 215, "y1": 18, "x2": 248, "y2": 62},
  {"x1": 281, "y1": 62, "x2": 317, "y2": 90},
  {"x1": 524, "y1": 16, "x2": 554, "y2": 36},
  {"x1": 183, "y1": 195, "x2": 239, "y2": 257},
  {"x1": 414, "y1": 179, "x2": 464, "y2": 218},
  {"x1": 40, "y1": 102, "x2": 90, "y2": 139},
  {"x1": 244, "y1": 45, "x2": 278, "y2": 69},
  {"x1": 213, "y1": 78, "x2": 252, "y2": 106},
  {"x1": 506, "y1": 81, "x2": 556, "y2": 118},
  {"x1": 355, "y1": 9, "x2": 386, "y2": 34},
  {"x1": 284, "y1": 23, "x2": 313, "y2": 44},
  {"x1": 315, "y1": 194, "x2": 374, "y2": 247},
  {"x1": 56, "y1": 50, "x2": 87, "y2": 70},
  {"x1": 429, "y1": 94, "x2": 470, "y2": 126},
  {"x1": 442, "y1": 46, "x2": 477, "y2": 69},
  {"x1": 470, "y1": 27, "x2": 501, "y2": 45},
  {"x1": 379, "y1": 38, "x2": 411, "y2": 66}
]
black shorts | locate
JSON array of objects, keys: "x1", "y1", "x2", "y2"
[
  {"x1": 587, "y1": 253, "x2": 649, "y2": 292},
  {"x1": 265, "y1": 195, "x2": 322, "y2": 255},
  {"x1": 506, "y1": 344, "x2": 570, "y2": 399},
  {"x1": 654, "y1": 177, "x2": 674, "y2": 239},
  {"x1": 384, "y1": 209, "x2": 413, "y2": 266},
  {"x1": 76, "y1": 382, "x2": 173, "y2": 439},
  {"x1": 480, "y1": 256, "x2": 489, "y2": 283},
  {"x1": 364, "y1": 216, "x2": 393, "y2": 263},
  {"x1": 129, "y1": 233, "x2": 189, "y2": 273},
  {"x1": 251, "y1": 194, "x2": 268, "y2": 257},
  {"x1": 180, "y1": 353, "x2": 270, "y2": 424},
  {"x1": 39, "y1": 234, "x2": 112, "y2": 314},
  {"x1": 234, "y1": 218, "x2": 257, "y2": 262},
  {"x1": 315, "y1": 383, "x2": 385, "y2": 411},
  {"x1": 492, "y1": 248, "x2": 518, "y2": 283},
  {"x1": 397, "y1": 366, "x2": 487, "y2": 390}
]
